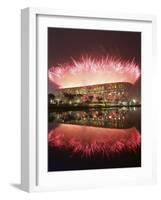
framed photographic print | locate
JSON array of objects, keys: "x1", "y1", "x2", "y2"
[{"x1": 21, "y1": 8, "x2": 156, "y2": 192}]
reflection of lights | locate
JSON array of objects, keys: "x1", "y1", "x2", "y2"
[
  {"x1": 48, "y1": 124, "x2": 141, "y2": 157},
  {"x1": 49, "y1": 55, "x2": 140, "y2": 89},
  {"x1": 132, "y1": 99, "x2": 136, "y2": 103},
  {"x1": 53, "y1": 110, "x2": 131, "y2": 127}
]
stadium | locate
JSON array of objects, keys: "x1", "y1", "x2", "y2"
[{"x1": 48, "y1": 82, "x2": 139, "y2": 108}]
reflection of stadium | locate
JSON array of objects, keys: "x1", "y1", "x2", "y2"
[
  {"x1": 49, "y1": 82, "x2": 139, "y2": 107},
  {"x1": 49, "y1": 107, "x2": 140, "y2": 129}
]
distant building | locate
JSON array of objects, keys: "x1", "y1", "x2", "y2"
[{"x1": 50, "y1": 82, "x2": 135, "y2": 107}]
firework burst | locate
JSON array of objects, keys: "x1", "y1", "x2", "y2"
[
  {"x1": 48, "y1": 124, "x2": 141, "y2": 158},
  {"x1": 48, "y1": 55, "x2": 141, "y2": 89}
]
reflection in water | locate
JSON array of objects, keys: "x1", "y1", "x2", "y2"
[
  {"x1": 48, "y1": 107, "x2": 141, "y2": 171},
  {"x1": 49, "y1": 124, "x2": 140, "y2": 157},
  {"x1": 49, "y1": 107, "x2": 140, "y2": 129}
]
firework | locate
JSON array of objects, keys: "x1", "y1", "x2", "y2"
[
  {"x1": 48, "y1": 124, "x2": 141, "y2": 157},
  {"x1": 48, "y1": 55, "x2": 141, "y2": 89}
]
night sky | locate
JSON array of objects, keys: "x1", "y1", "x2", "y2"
[
  {"x1": 48, "y1": 28, "x2": 141, "y2": 67},
  {"x1": 48, "y1": 27, "x2": 141, "y2": 97}
]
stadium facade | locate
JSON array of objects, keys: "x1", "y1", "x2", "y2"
[{"x1": 49, "y1": 82, "x2": 138, "y2": 107}]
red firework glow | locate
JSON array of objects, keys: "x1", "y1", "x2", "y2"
[
  {"x1": 48, "y1": 124, "x2": 141, "y2": 157},
  {"x1": 48, "y1": 56, "x2": 141, "y2": 89}
]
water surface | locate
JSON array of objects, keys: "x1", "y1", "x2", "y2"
[{"x1": 48, "y1": 107, "x2": 141, "y2": 171}]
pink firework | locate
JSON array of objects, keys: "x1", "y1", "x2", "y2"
[
  {"x1": 48, "y1": 124, "x2": 141, "y2": 157},
  {"x1": 48, "y1": 55, "x2": 141, "y2": 89}
]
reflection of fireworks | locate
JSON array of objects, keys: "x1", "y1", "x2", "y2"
[
  {"x1": 48, "y1": 124, "x2": 141, "y2": 157},
  {"x1": 49, "y1": 56, "x2": 140, "y2": 89}
]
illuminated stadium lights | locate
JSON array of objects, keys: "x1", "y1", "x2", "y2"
[
  {"x1": 49, "y1": 82, "x2": 140, "y2": 108},
  {"x1": 128, "y1": 99, "x2": 138, "y2": 106}
]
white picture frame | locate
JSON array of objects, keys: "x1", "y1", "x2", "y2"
[{"x1": 21, "y1": 7, "x2": 157, "y2": 192}]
